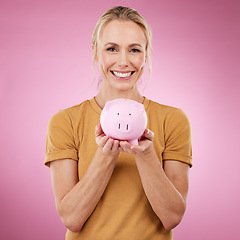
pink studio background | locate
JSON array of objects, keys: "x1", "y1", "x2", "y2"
[{"x1": 0, "y1": 0, "x2": 239, "y2": 239}]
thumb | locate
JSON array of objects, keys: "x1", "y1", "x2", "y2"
[
  {"x1": 95, "y1": 123, "x2": 103, "y2": 137},
  {"x1": 144, "y1": 128, "x2": 154, "y2": 141}
]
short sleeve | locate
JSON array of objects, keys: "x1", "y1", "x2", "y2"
[
  {"x1": 44, "y1": 110, "x2": 78, "y2": 167},
  {"x1": 162, "y1": 108, "x2": 192, "y2": 167}
]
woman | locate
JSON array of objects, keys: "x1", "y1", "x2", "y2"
[{"x1": 45, "y1": 6, "x2": 192, "y2": 240}]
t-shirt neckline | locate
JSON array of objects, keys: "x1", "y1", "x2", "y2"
[{"x1": 89, "y1": 96, "x2": 150, "y2": 115}]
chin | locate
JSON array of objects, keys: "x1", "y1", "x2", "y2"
[{"x1": 112, "y1": 81, "x2": 136, "y2": 91}]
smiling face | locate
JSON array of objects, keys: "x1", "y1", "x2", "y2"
[{"x1": 95, "y1": 19, "x2": 147, "y2": 92}]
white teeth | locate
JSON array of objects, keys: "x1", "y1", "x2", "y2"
[{"x1": 113, "y1": 71, "x2": 132, "y2": 78}]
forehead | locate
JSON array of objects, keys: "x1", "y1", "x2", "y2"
[{"x1": 99, "y1": 19, "x2": 147, "y2": 46}]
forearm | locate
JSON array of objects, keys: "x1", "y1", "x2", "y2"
[
  {"x1": 58, "y1": 148, "x2": 118, "y2": 232},
  {"x1": 135, "y1": 145, "x2": 186, "y2": 230}
]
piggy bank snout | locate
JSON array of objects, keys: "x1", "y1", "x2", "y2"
[{"x1": 115, "y1": 119, "x2": 132, "y2": 133}]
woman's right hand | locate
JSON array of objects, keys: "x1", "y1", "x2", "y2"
[{"x1": 95, "y1": 123, "x2": 120, "y2": 156}]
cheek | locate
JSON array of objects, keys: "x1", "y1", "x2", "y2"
[
  {"x1": 99, "y1": 53, "x2": 115, "y2": 70},
  {"x1": 133, "y1": 55, "x2": 146, "y2": 69}
]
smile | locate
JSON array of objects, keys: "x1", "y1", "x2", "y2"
[{"x1": 111, "y1": 71, "x2": 134, "y2": 78}]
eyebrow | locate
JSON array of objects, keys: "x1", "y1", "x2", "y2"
[
  {"x1": 104, "y1": 42, "x2": 143, "y2": 48},
  {"x1": 129, "y1": 43, "x2": 143, "y2": 48},
  {"x1": 104, "y1": 42, "x2": 118, "y2": 47}
]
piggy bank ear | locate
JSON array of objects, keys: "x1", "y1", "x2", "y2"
[
  {"x1": 104, "y1": 100, "x2": 115, "y2": 111},
  {"x1": 134, "y1": 103, "x2": 145, "y2": 113}
]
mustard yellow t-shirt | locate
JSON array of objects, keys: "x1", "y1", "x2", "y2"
[{"x1": 45, "y1": 97, "x2": 192, "y2": 240}]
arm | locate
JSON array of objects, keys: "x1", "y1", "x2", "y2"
[
  {"x1": 135, "y1": 147, "x2": 189, "y2": 230},
  {"x1": 120, "y1": 129, "x2": 190, "y2": 230},
  {"x1": 50, "y1": 124, "x2": 120, "y2": 232}
]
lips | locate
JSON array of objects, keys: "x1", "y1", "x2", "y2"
[{"x1": 111, "y1": 71, "x2": 135, "y2": 79}]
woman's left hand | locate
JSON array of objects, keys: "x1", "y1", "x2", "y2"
[{"x1": 119, "y1": 128, "x2": 154, "y2": 155}]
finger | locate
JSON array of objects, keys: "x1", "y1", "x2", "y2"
[
  {"x1": 95, "y1": 123, "x2": 103, "y2": 137},
  {"x1": 98, "y1": 135, "x2": 109, "y2": 148},
  {"x1": 130, "y1": 145, "x2": 142, "y2": 152},
  {"x1": 111, "y1": 140, "x2": 120, "y2": 152},
  {"x1": 120, "y1": 141, "x2": 128, "y2": 149},
  {"x1": 120, "y1": 141, "x2": 136, "y2": 154},
  {"x1": 130, "y1": 144, "x2": 148, "y2": 153},
  {"x1": 143, "y1": 128, "x2": 154, "y2": 141},
  {"x1": 118, "y1": 146, "x2": 124, "y2": 152},
  {"x1": 102, "y1": 138, "x2": 114, "y2": 153},
  {"x1": 131, "y1": 139, "x2": 153, "y2": 153},
  {"x1": 95, "y1": 123, "x2": 101, "y2": 136}
]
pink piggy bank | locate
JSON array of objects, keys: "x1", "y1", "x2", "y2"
[{"x1": 100, "y1": 99, "x2": 147, "y2": 145}]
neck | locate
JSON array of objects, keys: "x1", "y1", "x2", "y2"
[{"x1": 95, "y1": 86, "x2": 144, "y2": 109}]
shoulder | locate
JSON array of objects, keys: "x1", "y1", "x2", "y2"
[
  {"x1": 147, "y1": 99, "x2": 189, "y2": 122},
  {"x1": 147, "y1": 99, "x2": 178, "y2": 113},
  {"x1": 48, "y1": 99, "x2": 91, "y2": 127},
  {"x1": 63, "y1": 99, "x2": 91, "y2": 117},
  {"x1": 51, "y1": 100, "x2": 90, "y2": 118}
]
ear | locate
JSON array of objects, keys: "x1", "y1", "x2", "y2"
[
  {"x1": 133, "y1": 103, "x2": 145, "y2": 113},
  {"x1": 104, "y1": 100, "x2": 115, "y2": 111}
]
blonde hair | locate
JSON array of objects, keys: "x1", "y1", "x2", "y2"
[{"x1": 91, "y1": 6, "x2": 152, "y2": 89}]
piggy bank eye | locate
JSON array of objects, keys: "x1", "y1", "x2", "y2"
[
  {"x1": 129, "y1": 113, "x2": 131, "y2": 116},
  {"x1": 117, "y1": 113, "x2": 120, "y2": 115}
]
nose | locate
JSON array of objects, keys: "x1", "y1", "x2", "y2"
[
  {"x1": 116, "y1": 120, "x2": 132, "y2": 133},
  {"x1": 118, "y1": 50, "x2": 129, "y2": 67}
]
